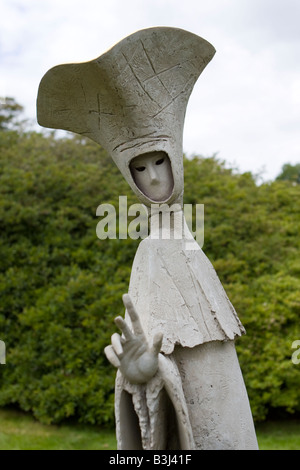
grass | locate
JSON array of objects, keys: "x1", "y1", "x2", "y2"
[
  {"x1": 0, "y1": 408, "x2": 117, "y2": 450},
  {"x1": 0, "y1": 408, "x2": 299, "y2": 450},
  {"x1": 255, "y1": 420, "x2": 300, "y2": 450}
]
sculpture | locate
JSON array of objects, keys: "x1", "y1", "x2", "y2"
[{"x1": 37, "y1": 27, "x2": 258, "y2": 450}]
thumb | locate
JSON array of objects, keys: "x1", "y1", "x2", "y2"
[{"x1": 151, "y1": 332, "x2": 163, "y2": 356}]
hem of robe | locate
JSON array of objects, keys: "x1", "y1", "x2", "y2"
[{"x1": 115, "y1": 353, "x2": 196, "y2": 450}]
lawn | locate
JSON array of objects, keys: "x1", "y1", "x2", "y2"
[
  {"x1": 255, "y1": 420, "x2": 300, "y2": 450},
  {"x1": 0, "y1": 408, "x2": 117, "y2": 450},
  {"x1": 0, "y1": 408, "x2": 299, "y2": 450}
]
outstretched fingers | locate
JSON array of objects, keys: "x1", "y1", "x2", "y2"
[
  {"x1": 122, "y1": 293, "x2": 145, "y2": 338},
  {"x1": 104, "y1": 332, "x2": 125, "y2": 368},
  {"x1": 114, "y1": 316, "x2": 134, "y2": 340},
  {"x1": 104, "y1": 345, "x2": 120, "y2": 368},
  {"x1": 111, "y1": 332, "x2": 124, "y2": 356},
  {"x1": 105, "y1": 295, "x2": 162, "y2": 375}
]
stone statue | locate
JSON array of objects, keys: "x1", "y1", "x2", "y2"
[{"x1": 37, "y1": 27, "x2": 258, "y2": 450}]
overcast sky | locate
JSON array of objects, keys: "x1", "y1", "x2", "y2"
[{"x1": 1, "y1": 0, "x2": 299, "y2": 180}]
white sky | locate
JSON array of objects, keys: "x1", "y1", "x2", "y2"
[{"x1": 1, "y1": 0, "x2": 299, "y2": 180}]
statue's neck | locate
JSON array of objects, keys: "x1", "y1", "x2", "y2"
[{"x1": 148, "y1": 204, "x2": 185, "y2": 240}]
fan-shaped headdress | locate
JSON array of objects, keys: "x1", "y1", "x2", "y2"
[{"x1": 37, "y1": 27, "x2": 215, "y2": 205}]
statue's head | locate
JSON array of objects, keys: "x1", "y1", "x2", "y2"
[
  {"x1": 110, "y1": 136, "x2": 184, "y2": 207},
  {"x1": 37, "y1": 27, "x2": 215, "y2": 207}
]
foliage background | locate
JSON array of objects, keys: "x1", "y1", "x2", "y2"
[{"x1": 0, "y1": 100, "x2": 299, "y2": 426}]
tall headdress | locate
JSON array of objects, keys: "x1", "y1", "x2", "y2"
[{"x1": 37, "y1": 27, "x2": 215, "y2": 206}]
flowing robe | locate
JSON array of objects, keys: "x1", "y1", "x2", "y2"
[{"x1": 115, "y1": 215, "x2": 258, "y2": 450}]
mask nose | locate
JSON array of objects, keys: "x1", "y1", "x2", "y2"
[{"x1": 148, "y1": 163, "x2": 159, "y2": 184}]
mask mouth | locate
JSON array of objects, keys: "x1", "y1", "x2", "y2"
[{"x1": 129, "y1": 151, "x2": 174, "y2": 203}]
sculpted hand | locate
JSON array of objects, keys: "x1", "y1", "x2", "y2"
[{"x1": 104, "y1": 294, "x2": 163, "y2": 384}]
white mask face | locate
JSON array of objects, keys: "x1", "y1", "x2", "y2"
[{"x1": 130, "y1": 151, "x2": 174, "y2": 202}]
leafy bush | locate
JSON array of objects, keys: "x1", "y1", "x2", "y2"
[{"x1": 0, "y1": 130, "x2": 138, "y2": 425}]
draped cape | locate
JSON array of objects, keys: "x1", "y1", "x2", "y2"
[{"x1": 115, "y1": 222, "x2": 246, "y2": 449}]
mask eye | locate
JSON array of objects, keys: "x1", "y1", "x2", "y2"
[
  {"x1": 155, "y1": 158, "x2": 164, "y2": 166},
  {"x1": 135, "y1": 166, "x2": 146, "y2": 172}
]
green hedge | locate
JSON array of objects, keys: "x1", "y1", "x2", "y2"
[{"x1": 0, "y1": 129, "x2": 299, "y2": 425}]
